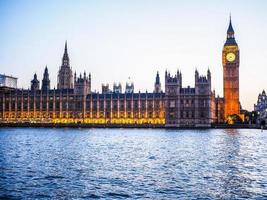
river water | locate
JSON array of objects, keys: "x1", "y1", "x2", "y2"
[{"x1": 0, "y1": 128, "x2": 267, "y2": 199}]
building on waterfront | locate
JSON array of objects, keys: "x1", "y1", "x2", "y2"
[
  {"x1": 0, "y1": 57, "x2": 214, "y2": 127},
  {"x1": 57, "y1": 41, "x2": 74, "y2": 89},
  {"x1": 215, "y1": 16, "x2": 242, "y2": 123},
  {"x1": 254, "y1": 90, "x2": 267, "y2": 112},
  {"x1": 165, "y1": 70, "x2": 215, "y2": 127},
  {"x1": 0, "y1": 18, "x2": 244, "y2": 126},
  {"x1": 253, "y1": 90, "x2": 267, "y2": 126},
  {"x1": 0, "y1": 72, "x2": 165, "y2": 125},
  {"x1": 0, "y1": 54, "x2": 164, "y2": 125},
  {"x1": 0, "y1": 74, "x2": 17, "y2": 89}
]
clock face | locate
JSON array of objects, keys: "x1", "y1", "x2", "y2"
[{"x1": 226, "y1": 52, "x2": 236, "y2": 62}]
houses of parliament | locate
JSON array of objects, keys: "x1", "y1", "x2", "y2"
[{"x1": 0, "y1": 18, "x2": 241, "y2": 127}]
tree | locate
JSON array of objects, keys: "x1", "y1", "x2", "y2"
[{"x1": 226, "y1": 114, "x2": 243, "y2": 124}]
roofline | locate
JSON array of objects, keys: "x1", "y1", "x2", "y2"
[{"x1": 0, "y1": 74, "x2": 18, "y2": 79}]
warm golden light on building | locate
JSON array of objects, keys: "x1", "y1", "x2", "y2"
[
  {"x1": 0, "y1": 17, "x2": 244, "y2": 127},
  {"x1": 222, "y1": 17, "x2": 240, "y2": 121},
  {"x1": 0, "y1": 87, "x2": 165, "y2": 126}
]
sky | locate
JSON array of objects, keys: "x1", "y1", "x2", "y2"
[{"x1": 1, "y1": 0, "x2": 267, "y2": 111}]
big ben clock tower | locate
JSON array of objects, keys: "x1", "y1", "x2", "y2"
[{"x1": 222, "y1": 17, "x2": 240, "y2": 120}]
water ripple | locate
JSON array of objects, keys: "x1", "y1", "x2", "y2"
[{"x1": 0, "y1": 128, "x2": 267, "y2": 199}]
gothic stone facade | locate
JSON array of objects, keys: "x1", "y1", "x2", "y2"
[
  {"x1": 0, "y1": 67, "x2": 218, "y2": 126},
  {"x1": 0, "y1": 67, "x2": 215, "y2": 127},
  {"x1": 215, "y1": 17, "x2": 241, "y2": 123},
  {"x1": 1, "y1": 33, "x2": 232, "y2": 127},
  {"x1": 165, "y1": 70, "x2": 215, "y2": 127},
  {"x1": 57, "y1": 41, "x2": 74, "y2": 89},
  {"x1": 0, "y1": 87, "x2": 165, "y2": 125},
  {"x1": 254, "y1": 90, "x2": 267, "y2": 112}
]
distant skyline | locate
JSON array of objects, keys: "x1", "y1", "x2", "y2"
[{"x1": 1, "y1": 0, "x2": 267, "y2": 111}]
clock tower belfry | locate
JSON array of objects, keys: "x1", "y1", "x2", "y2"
[{"x1": 222, "y1": 17, "x2": 240, "y2": 120}]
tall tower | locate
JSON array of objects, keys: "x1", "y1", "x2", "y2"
[
  {"x1": 31, "y1": 73, "x2": 40, "y2": 91},
  {"x1": 154, "y1": 71, "x2": 161, "y2": 93},
  {"x1": 41, "y1": 66, "x2": 50, "y2": 91},
  {"x1": 165, "y1": 70, "x2": 182, "y2": 127},
  {"x1": 57, "y1": 41, "x2": 74, "y2": 89},
  {"x1": 222, "y1": 16, "x2": 240, "y2": 120},
  {"x1": 195, "y1": 69, "x2": 212, "y2": 125}
]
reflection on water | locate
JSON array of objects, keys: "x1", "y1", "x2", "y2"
[
  {"x1": 221, "y1": 129, "x2": 244, "y2": 198},
  {"x1": 0, "y1": 128, "x2": 267, "y2": 199},
  {"x1": 224, "y1": 128, "x2": 239, "y2": 135}
]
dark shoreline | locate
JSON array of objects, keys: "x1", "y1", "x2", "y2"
[{"x1": 0, "y1": 123, "x2": 262, "y2": 129}]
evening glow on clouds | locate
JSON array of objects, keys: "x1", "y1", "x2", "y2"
[{"x1": 0, "y1": 0, "x2": 267, "y2": 111}]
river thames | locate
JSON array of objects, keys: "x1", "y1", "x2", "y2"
[{"x1": 0, "y1": 128, "x2": 266, "y2": 199}]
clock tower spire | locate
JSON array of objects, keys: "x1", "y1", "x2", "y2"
[
  {"x1": 222, "y1": 16, "x2": 240, "y2": 121},
  {"x1": 225, "y1": 15, "x2": 237, "y2": 46}
]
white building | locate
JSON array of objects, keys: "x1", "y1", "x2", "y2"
[{"x1": 0, "y1": 74, "x2": 17, "y2": 88}]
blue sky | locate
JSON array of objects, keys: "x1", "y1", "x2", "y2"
[{"x1": 1, "y1": 0, "x2": 267, "y2": 111}]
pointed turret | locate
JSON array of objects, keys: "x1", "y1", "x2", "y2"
[
  {"x1": 57, "y1": 41, "x2": 74, "y2": 89},
  {"x1": 225, "y1": 16, "x2": 237, "y2": 46},
  {"x1": 154, "y1": 71, "x2": 161, "y2": 93},
  {"x1": 42, "y1": 66, "x2": 50, "y2": 91},
  {"x1": 155, "y1": 71, "x2": 160, "y2": 84},
  {"x1": 227, "y1": 15, "x2": 234, "y2": 34},
  {"x1": 31, "y1": 73, "x2": 40, "y2": 91},
  {"x1": 64, "y1": 40, "x2": 67, "y2": 52},
  {"x1": 62, "y1": 40, "x2": 70, "y2": 67},
  {"x1": 207, "y1": 69, "x2": 211, "y2": 83},
  {"x1": 44, "y1": 66, "x2": 48, "y2": 73},
  {"x1": 195, "y1": 69, "x2": 199, "y2": 77}
]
